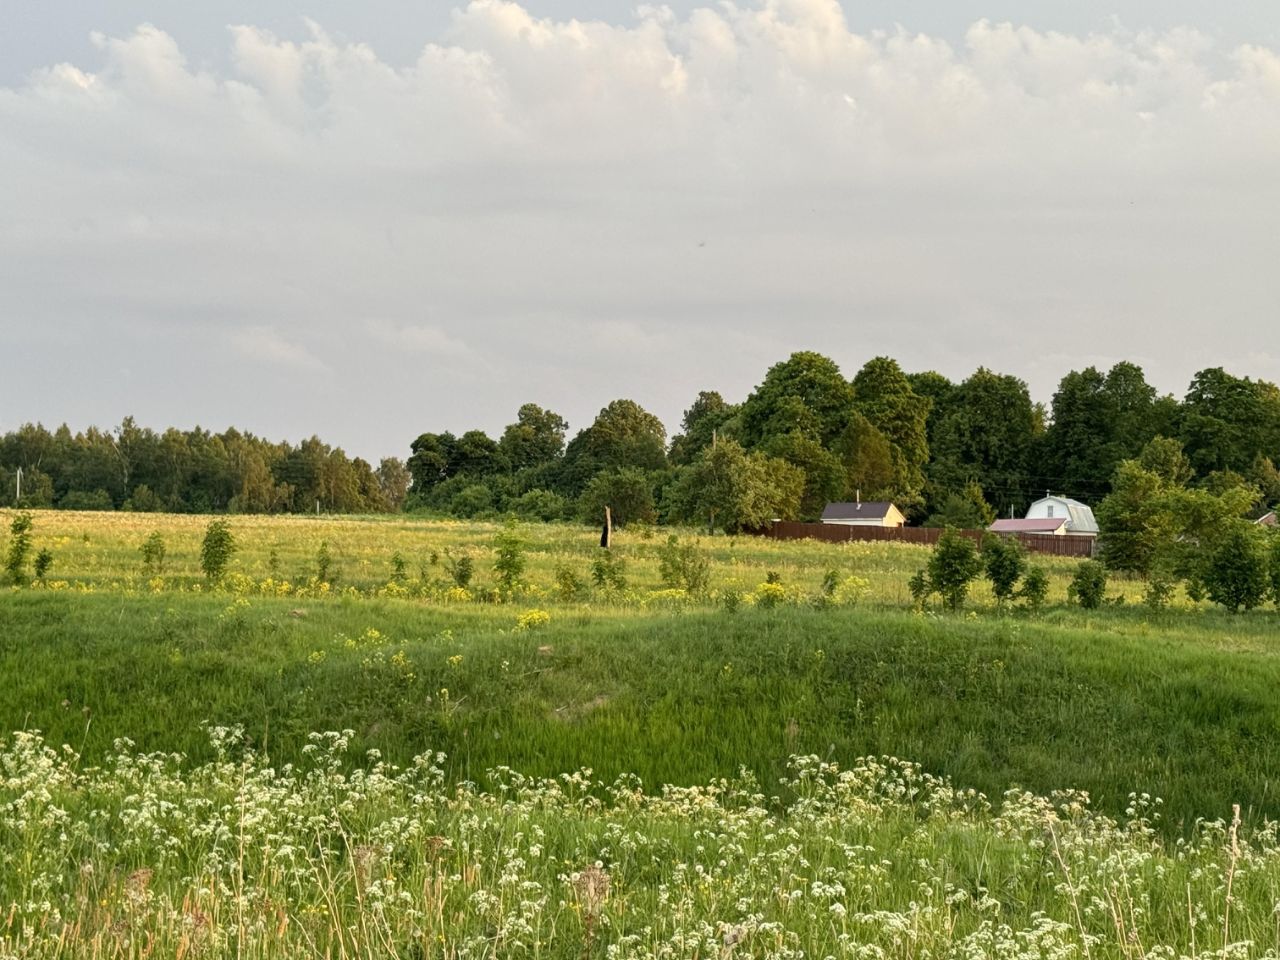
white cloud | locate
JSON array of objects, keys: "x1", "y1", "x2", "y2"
[
  {"x1": 0, "y1": 2, "x2": 1278, "y2": 457},
  {"x1": 231, "y1": 325, "x2": 328, "y2": 371}
]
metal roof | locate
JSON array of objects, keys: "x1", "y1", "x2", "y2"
[
  {"x1": 821, "y1": 501, "x2": 898, "y2": 521},
  {"x1": 1029, "y1": 495, "x2": 1099, "y2": 534},
  {"x1": 989, "y1": 518, "x2": 1068, "y2": 533}
]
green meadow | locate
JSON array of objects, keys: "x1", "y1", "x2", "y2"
[{"x1": 5, "y1": 509, "x2": 1280, "y2": 958}]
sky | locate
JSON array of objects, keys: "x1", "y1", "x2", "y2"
[{"x1": 2, "y1": 0, "x2": 1279, "y2": 461}]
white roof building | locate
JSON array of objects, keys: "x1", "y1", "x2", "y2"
[{"x1": 1025, "y1": 495, "x2": 1098, "y2": 536}]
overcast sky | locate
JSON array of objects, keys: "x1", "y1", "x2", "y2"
[{"x1": 2, "y1": 1, "x2": 1278, "y2": 461}]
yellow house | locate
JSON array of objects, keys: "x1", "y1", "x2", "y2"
[{"x1": 820, "y1": 501, "x2": 907, "y2": 528}]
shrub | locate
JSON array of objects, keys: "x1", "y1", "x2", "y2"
[
  {"x1": 316, "y1": 541, "x2": 333, "y2": 584},
  {"x1": 200, "y1": 519, "x2": 236, "y2": 582},
  {"x1": 555, "y1": 566, "x2": 586, "y2": 602},
  {"x1": 1068, "y1": 560, "x2": 1107, "y2": 610},
  {"x1": 511, "y1": 488, "x2": 568, "y2": 522},
  {"x1": 450, "y1": 484, "x2": 494, "y2": 519},
  {"x1": 1017, "y1": 566, "x2": 1049, "y2": 612},
  {"x1": 1202, "y1": 524, "x2": 1269, "y2": 613},
  {"x1": 139, "y1": 531, "x2": 166, "y2": 575},
  {"x1": 753, "y1": 581, "x2": 788, "y2": 609},
  {"x1": 926, "y1": 530, "x2": 983, "y2": 611},
  {"x1": 1143, "y1": 573, "x2": 1176, "y2": 611},
  {"x1": 33, "y1": 548, "x2": 53, "y2": 582},
  {"x1": 591, "y1": 550, "x2": 627, "y2": 592},
  {"x1": 444, "y1": 552, "x2": 474, "y2": 589},
  {"x1": 982, "y1": 535, "x2": 1026, "y2": 607},
  {"x1": 492, "y1": 519, "x2": 526, "y2": 594},
  {"x1": 5, "y1": 512, "x2": 33, "y2": 584},
  {"x1": 908, "y1": 569, "x2": 931, "y2": 609},
  {"x1": 390, "y1": 552, "x2": 408, "y2": 583},
  {"x1": 657, "y1": 535, "x2": 711, "y2": 594}
]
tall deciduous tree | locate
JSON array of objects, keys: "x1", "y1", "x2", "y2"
[{"x1": 851, "y1": 357, "x2": 930, "y2": 513}]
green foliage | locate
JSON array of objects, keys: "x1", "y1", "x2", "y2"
[
  {"x1": 739, "y1": 351, "x2": 855, "y2": 448},
  {"x1": 1201, "y1": 523, "x2": 1269, "y2": 613},
  {"x1": 449, "y1": 483, "x2": 495, "y2": 519},
  {"x1": 591, "y1": 549, "x2": 627, "y2": 592},
  {"x1": 657, "y1": 535, "x2": 711, "y2": 594},
  {"x1": 5, "y1": 512, "x2": 33, "y2": 584},
  {"x1": 908, "y1": 569, "x2": 930, "y2": 608},
  {"x1": 390, "y1": 552, "x2": 408, "y2": 583},
  {"x1": 33, "y1": 548, "x2": 53, "y2": 582},
  {"x1": 982, "y1": 534, "x2": 1026, "y2": 606},
  {"x1": 1017, "y1": 566, "x2": 1049, "y2": 611},
  {"x1": 1142, "y1": 574, "x2": 1175, "y2": 611},
  {"x1": 578, "y1": 468, "x2": 658, "y2": 527},
  {"x1": 554, "y1": 566, "x2": 586, "y2": 602},
  {"x1": 199, "y1": 519, "x2": 236, "y2": 582},
  {"x1": 664, "y1": 439, "x2": 803, "y2": 533},
  {"x1": 927, "y1": 368, "x2": 1039, "y2": 518},
  {"x1": 510, "y1": 488, "x2": 568, "y2": 522},
  {"x1": 492, "y1": 519, "x2": 526, "y2": 593},
  {"x1": 316, "y1": 540, "x2": 333, "y2": 584},
  {"x1": 924, "y1": 482, "x2": 995, "y2": 529},
  {"x1": 924, "y1": 530, "x2": 983, "y2": 611},
  {"x1": 139, "y1": 532, "x2": 166, "y2": 576},
  {"x1": 444, "y1": 552, "x2": 474, "y2": 589},
  {"x1": 668, "y1": 391, "x2": 739, "y2": 465},
  {"x1": 850, "y1": 356, "x2": 931, "y2": 511},
  {"x1": 1068, "y1": 560, "x2": 1108, "y2": 610},
  {"x1": 1098, "y1": 437, "x2": 1256, "y2": 577}
]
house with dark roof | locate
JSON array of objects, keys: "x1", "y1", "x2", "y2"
[{"x1": 821, "y1": 501, "x2": 906, "y2": 528}]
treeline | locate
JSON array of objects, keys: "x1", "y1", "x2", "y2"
[
  {"x1": 408, "y1": 354, "x2": 1280, "y2": 530},
  {"x1": 5, "y1": 353, "x2": 1279, "y2": 524},
  {"x1": 0, "y1": 419, "x2": 410, "y2": 514}
]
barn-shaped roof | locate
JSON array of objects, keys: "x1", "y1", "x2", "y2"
[{"x1": 1029, "y1": 495, "x2": 1099, "y2": 534}]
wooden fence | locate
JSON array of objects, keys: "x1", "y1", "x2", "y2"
[{"x1": 759, "y1": 521, "x2": 1097, "y2": 558}]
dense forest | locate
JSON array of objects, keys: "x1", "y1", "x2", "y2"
[{"x1": 3, "y1": 353, "x2": 1279, "y2": 528}]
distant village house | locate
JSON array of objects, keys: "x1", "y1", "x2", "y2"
[
  {"x1": 989, "y1": 495, "x2": 1098, "y2": 538},
  {"x1": 821, "y1": 501, "x2": 907, "y2": 528}
]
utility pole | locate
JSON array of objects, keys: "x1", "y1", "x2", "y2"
[{"x1": 14, "y1": 466, "x2": 22, "y2": 504}]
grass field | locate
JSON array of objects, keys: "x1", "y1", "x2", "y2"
[{"x1": 4, "y1": 509, "x2": 1280, "y2": 957}]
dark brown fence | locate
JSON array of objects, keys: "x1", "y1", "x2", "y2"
[{"x1": 759, "y1": 521, "x2": 1097, "y2": 558}]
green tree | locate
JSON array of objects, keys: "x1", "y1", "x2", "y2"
[
  {"x1": 928, "y1": 367, "x2": 1038, "y2": 518},
  {"x1": 139, "y1": 531, "x2": 166, "y2": 575},
  {"x1": 578, "y1": 467, "x2": 659, "y2": 527},
  {"x1": 1068, "y1": 561, "x2": 1108, "y2": 609},
  {"x1": 1180, "y1": 368, "x2": 1280, "y2": 476},
  {"x1": 560, "y1": 400, "x2": 667, "y2": 495},
  {"x1": 924, "y1": 482, "x2": 995, "y2": 529},
  {"x1": 851, "y1": 357, "x2": 931, "y2": 512},
  {"x1": 200, "y1": 519, "x2": 236, "y2": 582},
  {"x1": 664, "y1": 440, "x2": 804, "y2": 533},
  {"x1": 925, "y1": 530, "x2": 983, "y2": 611},
  {"x1": 493, "y1": 519, "x2": 526, "y2": 594},
  {"x1": 982, "y1": 534, "x2": 1026, "y2": 607},
  {"x1": 5, "y1": 512, "x2": 33, "y2": 584},
  {"x1": 761, "y1": 431, "x2": 845, "y2": 520},
  {"x1": 1202, "y1": 523, "x2": 1269, "y2": 613},
  {"x1": 499, "y1": 404, "x2": 569, "y2": 471},
  {"x1": 668, "y1": 392, "x2": 739, "y2": 465},
  {"x1": 830, "y1": 412, "x2": 896, "y2": 502},
  {"x1": 33, "y1": 548, "x2": 53, "y2": 582},
  {"x1": 739, "y1": 352, "x2": 855, "y2": 448}
]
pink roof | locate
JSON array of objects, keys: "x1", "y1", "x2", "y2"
[{"x1": 989, "y1": 518, "x2": 1067, "y2": 533}]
